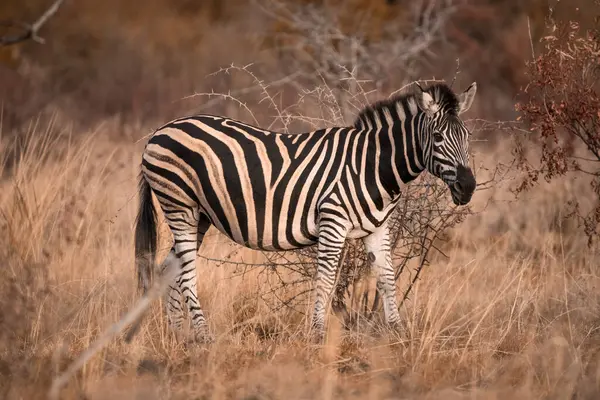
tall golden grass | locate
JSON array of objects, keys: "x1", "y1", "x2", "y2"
[{"x1": 1, "y1": 110, "x2": 599, "y2": 400}]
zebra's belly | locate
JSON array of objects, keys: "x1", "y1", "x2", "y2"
[
  {"x1": 209, "y1": 223, "x2": 320, "y2": 252},
  {"x1": 345, "y1": 200, "x2": 399, "y2": 239},
  {"x1": 202, "y1": 199, "x2": 321, "y2": 252},
  {"x1": 346, "y1": 228, "x2": 373, "y2": 239}
]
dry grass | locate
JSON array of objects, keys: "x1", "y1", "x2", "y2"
[{"x1": 1, "y1": 117, "x2": 600, "y2": 400}]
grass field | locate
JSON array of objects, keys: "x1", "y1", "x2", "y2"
[{"x1": 1, "y1": 113, "x2": 599, "y2": 400}]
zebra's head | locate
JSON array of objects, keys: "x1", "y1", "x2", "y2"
[{"x1": 416, "y1": 82, "x2": 477, "y2": 206}]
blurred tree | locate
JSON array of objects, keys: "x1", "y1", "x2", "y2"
[
  {"x1": 257, "y1": 0, "x2": 459, "y2": 115},
  {"x1": 0, "y1": 0, "x2": 595, "y2": 130}
]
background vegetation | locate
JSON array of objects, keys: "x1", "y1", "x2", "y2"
[{"x1": 1, "y1": 0, "x2": 599, "y2": 399}]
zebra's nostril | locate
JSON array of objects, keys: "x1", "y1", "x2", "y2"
[{"x1": 453, "y1": 181, "x2": 463, "y2": 193}]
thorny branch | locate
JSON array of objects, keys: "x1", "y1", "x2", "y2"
[
  {"x1": 181, "y1": 60, "x2": 512, "y2": 332},
  {"x1": 177, "y1": 0, "x2": 510, "y2": 331}
]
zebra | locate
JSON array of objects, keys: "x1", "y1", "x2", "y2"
[{"x1": 132, "y1": 81, "x2": 478, "y2": 343}]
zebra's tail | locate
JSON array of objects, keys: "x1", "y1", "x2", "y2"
[
  {"x1": 135, "y1": 173, "x2": 158, "y2": 295},
  {"x1": 124, "y1": 174, "x2": 158, "y2": 343}
]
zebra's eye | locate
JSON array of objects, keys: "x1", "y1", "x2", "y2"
[{"x1": 433, "y1": 131, "x2": 444, "y2": 143}]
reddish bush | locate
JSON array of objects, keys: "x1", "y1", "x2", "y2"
[{"x1": 515, "y1": 4, "x2": 600, "y2": 243}]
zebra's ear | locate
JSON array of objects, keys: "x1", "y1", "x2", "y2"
[{"x1": 457, "y1": 82, "x2": 477, "y2": 115}]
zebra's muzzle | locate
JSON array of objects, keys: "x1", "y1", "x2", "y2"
[{"x1": 450, "y1": 165, "x2": 476, "y2": 205}]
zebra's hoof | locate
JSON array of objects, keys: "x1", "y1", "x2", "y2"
[
  {"x1": 190, "y1": 329, "x2": 215, "y2": 345},
  {"x1": 308, "y1": 327, "x2": 326, "y2": 344},
  {"x1": 387, "y1": 320, "x2": 407, "y2": 338}
]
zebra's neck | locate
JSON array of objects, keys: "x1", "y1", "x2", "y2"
[{"x1": 355, "y1": 99, "x2": 427, "y2": 202}]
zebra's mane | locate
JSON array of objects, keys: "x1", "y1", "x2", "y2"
[{"x1": 353, "y1": 82, "x2": 460, "y2": 129}]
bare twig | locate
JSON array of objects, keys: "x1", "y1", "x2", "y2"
[
  {"x1": 527, "y1": 16, "x2": 536, "y2": 60},
  {"x1": 0, "y1": 0, "x2": 65, "y2": 47},
  {"x1": 450, "y1": 58, "x2": 460, "y2": 88}
]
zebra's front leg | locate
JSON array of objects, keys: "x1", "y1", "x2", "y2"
[
  {"x1": 310, "y1": 215, "x2": 348, "y2": 342},
  {"x1": 363, "y1": 221, "x2": 401, "y2": 329}
]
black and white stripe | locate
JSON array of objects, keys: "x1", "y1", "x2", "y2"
[{"x1": 133, "y1": 82, "x2": 478, "y2": 342}]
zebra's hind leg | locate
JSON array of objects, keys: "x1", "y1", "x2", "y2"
[
  {"x1": 170, "y1": 214, "x2": 213, "y2": 343},
  {"x1": 158, "y1": 249, "x2": 186, "y2": 338},
  {"x1": 310, "y1": 212, "x2": 348, "y2": 342}
]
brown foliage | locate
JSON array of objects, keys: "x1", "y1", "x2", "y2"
[{"x1": 515, "y1": 4, "x2": 600, "y2": 243}]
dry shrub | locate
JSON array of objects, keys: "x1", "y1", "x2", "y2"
[
  {"x1": 515, "y1": 2, "x2": 600, "y2": 244},
  {"x1": 185, "y1": 64, "x2": 509, "y2": 336},
  {"x1": 182, "y1": 0, "x2": 485, "y2": 329}
]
